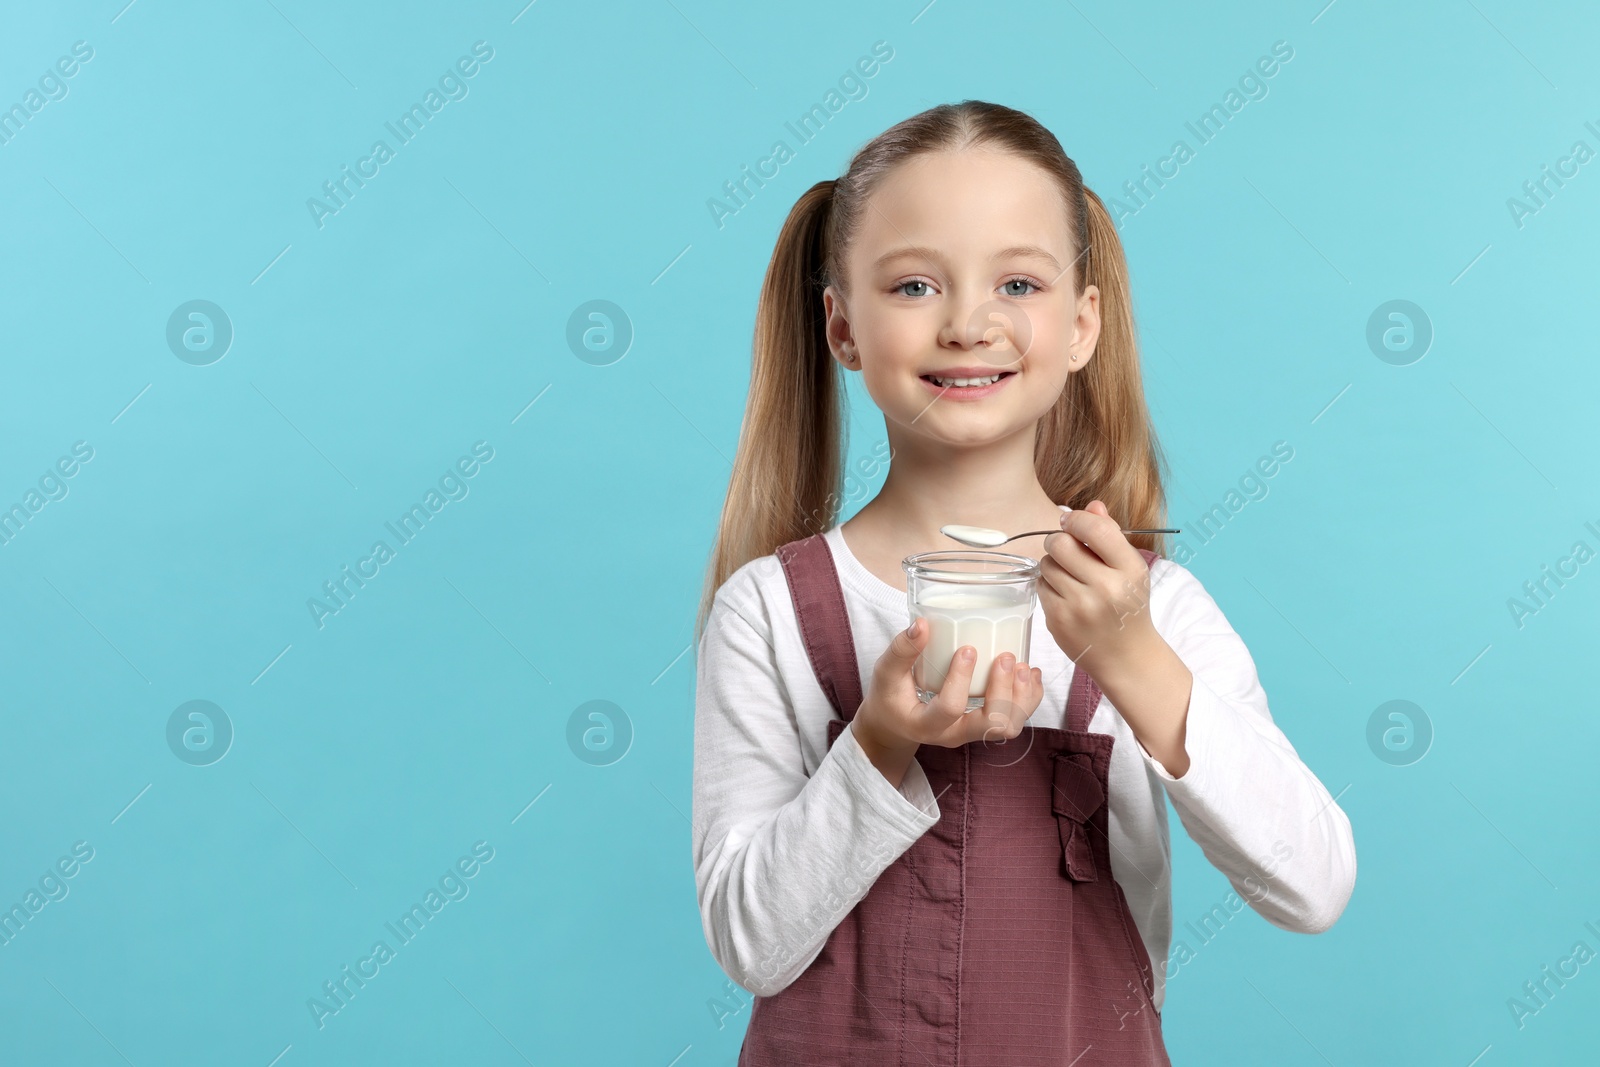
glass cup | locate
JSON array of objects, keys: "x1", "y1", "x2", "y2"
[{"x1": 902, "y1": 549, "x2": 1040, "y2": 710}]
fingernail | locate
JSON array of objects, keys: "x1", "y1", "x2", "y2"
[
  {"x1": 1059, "y1": 505, "x2": 1072, "y2": 528},
  {"x1": 961, "y1": 647, "x2": 975, "y2": 661},
  {"x1": 906, "y1": 619, "x2": 919, "y2": 637}
]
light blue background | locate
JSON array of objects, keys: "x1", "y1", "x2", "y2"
[{"x1": 1, "y1": 1, "x2": 1596, "y2": 1063}]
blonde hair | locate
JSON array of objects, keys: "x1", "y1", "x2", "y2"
[{"x1": 696, "y1": 100, "x2": 1172, "y2": 640}]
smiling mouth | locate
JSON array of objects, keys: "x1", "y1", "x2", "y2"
[{"x1": 920, "y1": 371, "x2": 1016, "y2": 388}]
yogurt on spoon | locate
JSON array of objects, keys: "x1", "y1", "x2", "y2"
[
  {"x1": 939, "y1": 524, "x2": 1011, "y2": 548},
  {"x1": 941, "y1": 507, "x2": 1074, "y2": 548}
]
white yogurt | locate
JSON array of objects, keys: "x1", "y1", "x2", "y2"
[
  {"x1": 912, "y1": 585, "x2": 1033, "y2": 700},
  {"x1": 939, "y1": 524, "x2": 1009, "y2": 547}
]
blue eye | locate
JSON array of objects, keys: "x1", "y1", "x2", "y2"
[{"x1": 893, "y1": 277, "x2": 1040, "y2": 298}]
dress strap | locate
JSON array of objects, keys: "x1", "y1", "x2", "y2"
[
  {"x1": 776, "y1": 532, "x2": 864, "y2": 722},
  {"x1": 1065, "y1": 547, "x2": 1161, "y2": 734}
]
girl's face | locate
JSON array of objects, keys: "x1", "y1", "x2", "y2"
[{"x1": 823, "y1": 148, "x2": 1100, "y2": 448}]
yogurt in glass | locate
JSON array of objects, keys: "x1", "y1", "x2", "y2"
[{"x1": 903, "y1": 549, "x2": 1040, "y2": 709}]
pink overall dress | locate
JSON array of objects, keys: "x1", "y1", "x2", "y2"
[{"x1": 737, "y1": 532, "x2": 1171, "y2": 1066}]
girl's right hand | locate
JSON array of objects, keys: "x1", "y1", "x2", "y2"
[{"x1": 851, "y1": 618, "x2": 1044, "y2": 787}]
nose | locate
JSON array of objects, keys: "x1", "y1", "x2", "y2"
[
  {"x1": 939, "y1": 294, "x2": 996, "y2": 349},
  {"x1": 941, "y1": 297, "x2": 1030, "y2": 370}
]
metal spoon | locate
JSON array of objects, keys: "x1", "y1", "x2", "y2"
[{"x1": 941, "y1": 522, "x2": 1181, "y2": 548}]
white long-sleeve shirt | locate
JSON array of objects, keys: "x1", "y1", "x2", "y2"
[{"x1": 692, "y1": 518, "x2": 1356, "y2": 1010}]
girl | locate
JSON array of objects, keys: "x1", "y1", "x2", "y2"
[{"x1": 691, "y1": 100, "x2": 1356, "y2": 1065}]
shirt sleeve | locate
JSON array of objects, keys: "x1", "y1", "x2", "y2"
[
  {"x1": 1133, "y1": 560, "x2": 1357, "y2": 934},
  {"x1": 691, "y1": 590, "x2": 941, "y2": 997}
]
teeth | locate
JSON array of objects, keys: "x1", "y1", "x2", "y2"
[{"x1": 931, "y1": 374, "x2": 1002, "y2": 388}]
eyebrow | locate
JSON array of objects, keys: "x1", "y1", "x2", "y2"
[{"x1": 873, "y1": 244, "x2": 1063, "y2": 271}]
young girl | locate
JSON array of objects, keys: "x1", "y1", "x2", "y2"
[{"x1": 691, "y1": 100, "x2": 1356, "y2": 1065}]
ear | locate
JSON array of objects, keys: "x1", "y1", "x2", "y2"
[
  {"x1": 822, "y1": 285, "x2": 858, "y2": 370},
  {"x1": 1067, "y1": 283, "x2": 1101, "y2": 370}
]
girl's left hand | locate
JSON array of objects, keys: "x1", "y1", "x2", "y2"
[{"x1": 1039, "y1": 500, "x2": 1157, "y2": 678}]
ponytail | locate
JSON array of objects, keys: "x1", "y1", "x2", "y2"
[{"x1": 695, "y1": 179, "x2": 847, "y2": 640}]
